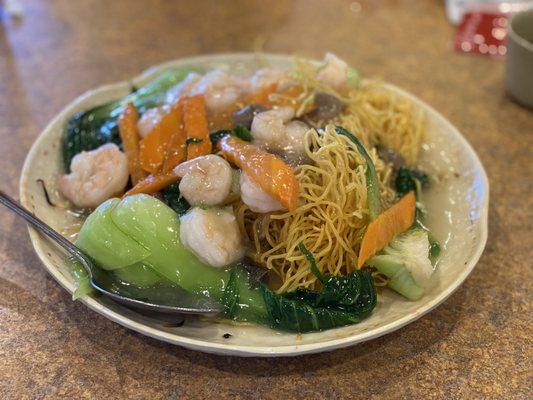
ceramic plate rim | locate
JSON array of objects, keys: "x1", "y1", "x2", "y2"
[{"x1": 19, "y1": 53, "x2": 489, "y2": 357}]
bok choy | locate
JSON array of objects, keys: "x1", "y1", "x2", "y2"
[
  {"x1": 63, "y1": 68, "x2": 196, "y2": 171},
  {"x1": 74, "y1": 194, "x2": 377, "y2": 332},
  {"x1": 367, "y1": 229, "x2": 435, "y2": 300}
]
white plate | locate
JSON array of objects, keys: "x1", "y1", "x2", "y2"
[{"x1": 19, "y1": 53, "x2": 489, "y2": 357}]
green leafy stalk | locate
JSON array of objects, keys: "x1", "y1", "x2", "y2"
[
  {"x1": 335, "y1": 126, "x2": 381, "y2": 220},
  {"x1": 75, "y1": 196, "x2": 377, "y2": 332},
  {"x1": 232, "y1": 124, "x2": 253, "y2": 141},
  {"x1": 297, "y1": 242, "x2": 325, "y2": 283},
  {"x1": 394, "y1": 167, "x2": 441, "y2": 261},
  {"x1": 395, "y1": 166, "x2": 429, "y2": 197},
  {"x1": 162, "y1": 182, "x2": 191, "y2": 216},
  {"x1": 209, "y1": 125, "x2": 253, "y2": 145},
  {"x1": 63, "y1": 67, "x2": 196, "y2": 171}
]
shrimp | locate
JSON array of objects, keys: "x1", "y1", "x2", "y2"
[
  {"x1": 136, "y1": 105, "x2": 169, "y2": 138},
  {"x1": 250, "y1": 107, "x2": 295, "y2": 150},
  {"x1": 58, "y1": 143, "x2": 129, "y2": 209},
  {"x1": 190, "y1": 70, "x2": 244, "y2": 113},
  {"x1": 164, "y1": 72, "x2": 202, "y2": 105},
  {"x1": 179, "y1": 207, "x2": 245, "y2": 267},
  {"x1": 316, "y1": 52, "x2": 348, "y2": 89},
  {"x1": 173, "y1": 154, "x2": 233, "y2": 206},
  {"x1": 247, "y1": 67, "x2": 293, "y2": 92},
  {"x1": 284, "y1": 120, "x2": 309, "y2": 154},
  {"x1": 240, "y1": 172, "x2": 284, "y2": 213}
]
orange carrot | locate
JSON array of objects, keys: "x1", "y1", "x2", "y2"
[
  {"x1": 139, "y1": 105, "x2": 182, "y2": 174},
  {"x1": 245, "y1": 83, "x2": 278, "y2": 106},
  {"x1": 118, "y1": 103, "x2": 147, "y2": 185},
  {"x1": 269, "y1": 84, "x2": 315, "y2": 114},
  {"x1": 218, "y1": 136, "x2": 298, "y2": 211},
  {"x1": 357, "y1": 192, "x2": 416, "y2": 267},
  {"x1": 139, "y1": 128, "x2": 164, "y2": 174},
  {"x1": 207, "y1": 104, "x2": 239, "y2": 131},
  {"x1": 124, "y1": 171, "x2": 180, "y2": 197},
  {"x1": 182, "y1": 95, "x2": 212, "y2": 160},
  {"x1": 162, "y1": 103, "x2": 187, "y2": 172}
]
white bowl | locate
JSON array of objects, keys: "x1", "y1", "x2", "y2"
[{"x1": 19, "y1": 53, "x2": 489, "y2": 357}]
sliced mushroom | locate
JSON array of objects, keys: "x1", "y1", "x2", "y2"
[{"x1": 311, "y1": 92, "x2": 346, "y2": 121}]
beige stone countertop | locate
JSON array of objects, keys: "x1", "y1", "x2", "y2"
[{"x1": 0, "y1": 0, "x2": 531, "y2": 398}]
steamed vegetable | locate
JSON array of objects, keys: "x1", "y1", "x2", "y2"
[
  {"x1": 347, "y1": 67, "x2": 361, "y2": 87},
  {"x1": 63, "y1": 68, "x2": 196, "y2": 171},
  {"x1": 395, "y1": 167, "x2": 441, "y2": 260},
  {"x1": 395, "y1": 166, "x2": 429, "y2": 196},
  {"x1": 358, "y1": 192, "x2": 416, "y2": 267},
  {"x1": 182, "y1": 95, "x2": 212, "y2": 160},
  {"x1": 335, "y1": 126, "x2": 381, "y2": 220},
  {"x1": 366, "y1": 255, "x2": 423, "y2": 301},
  {"x1": 218, "y1": 136, "x2": 298, "y2": 211},
  {"x1": 210, "y1": 124, "x2": 253, "y2": 145},
  {"x1": 162, "y1": 182, "x2": 190, "y2": 216},
  {"x1": 76, "y1": 198, "x2": 150, "y2": 269},
  {"x1": 118, "y1": 103, "x2": 146, "y2": 185},
  {"x1": 75, "y1": 195, "x2": 376, "y2": 332},
  {"x1": 258, "y1": 243, "x2": 376, "y2": 332},
  {"x1": 367, "y1": 229, "x2": 434, "y2": 300}
]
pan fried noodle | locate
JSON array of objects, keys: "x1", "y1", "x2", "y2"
[
  {"x1": 337, "y1": 86, "x2": 426, "y2": 165},
  {"x1": 234, "y1": 126, "x2": 396, "y2": 293},
  {"x1": 232, "y1": 58, "x2": 427, "y2": 293},
  {"x1": 284, "y1": 58, "x2": 426, "y2": 164}
]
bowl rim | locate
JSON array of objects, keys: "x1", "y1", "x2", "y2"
[{"x1": 19, "y1": 52, "x2": 489, "y2": 356}]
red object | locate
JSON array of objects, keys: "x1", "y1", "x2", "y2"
[{"x1": 454, "y1": 11, "x2": 509, "y2": 59}]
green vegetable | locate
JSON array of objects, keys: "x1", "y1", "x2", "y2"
[
  {"x1": 209, "y1": 129, "x2": 231, "y2": 144},
  {"x1": 112, "y1": 262, "x2": 164, "y2": 288},
  {"x1": 162, "y1": 182, "x2": 190, "y2": 216},
  {"x1": 367, "y1": 229, "x2": 434, "y2": 300},
  {"x1": 335, "y1": 126, "x2": 381, "y2": 219},
  {"x1": 429, "y1": 236, "x2": 441, "y2": 260},
  {"x1": 209, "y1": 125, "x2": 252, "y2": 146},
  {"x1": 232, "y1": 124, "x2": 253, "y2": 141},
  {"x1": 395, "y1": 166, "x2": 429, "y2": 197},
  {"x1": 347, "y1": 67, "x2": 361, "y2": 87},
  {"x1": 394, "y1": 166, "x2": 441, "y2": 261},
  {"x1": 222, "y1": 244, "x2": 377, "y2": 332},
  {"x1": 75, "y1": 198, "x2": 150, "y2": 270},
  {"x1": 69, "y1": 258, "x2": 95, "y2": 300},
  {"x1": 366, "y1": 255, "x2": 423, "y2": 301},
  {"x1": 75, "y1": 195, "x2": 377, "y2": 332},
  {"x1": 260, "y1": 244, "x2": 376, "y2": 332},
  {"x1": 63, "y1": 67, "x2": 196, "y2": 171}
]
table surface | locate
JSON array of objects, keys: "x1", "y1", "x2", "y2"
[{"x1": 1, "y1": 0, "x2": 531, "y2": 398}]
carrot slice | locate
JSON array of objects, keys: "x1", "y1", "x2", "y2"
[
  {"x1": 162, "y1": 103, "x2": 187, "y2": 172},
  {"x1": 357, "y1": 192, "x2": 416, "y2": 267},
  {"x1": 269, "y1": 84, "x2": 315, "y2": 114},
  {"x1": 182, "y1": 95, "x2": 212, "y2": 160},
  {"x1": 139, "y1": 105, "x2": 182, "y2": 174},
  {"x1": 118, "y1": 103, "x2": 147, "y2": 185},
  {"x1": 124, "y1": 171, "x2": 179, "y2": 197},
  {"x1": 218, "y1": 136, "x2": 298, "y2": 211},
  {"x1": 245, "y1": 83, "x2": 278, "y2": 106}
]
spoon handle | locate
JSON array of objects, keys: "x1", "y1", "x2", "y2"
[{"x1": 0, "y1": 190, "x2": 92, "y2": 275}]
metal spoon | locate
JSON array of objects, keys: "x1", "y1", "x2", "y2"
[{"x1": 0, "y1": 190, "x2": 223, "y2": 317}]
